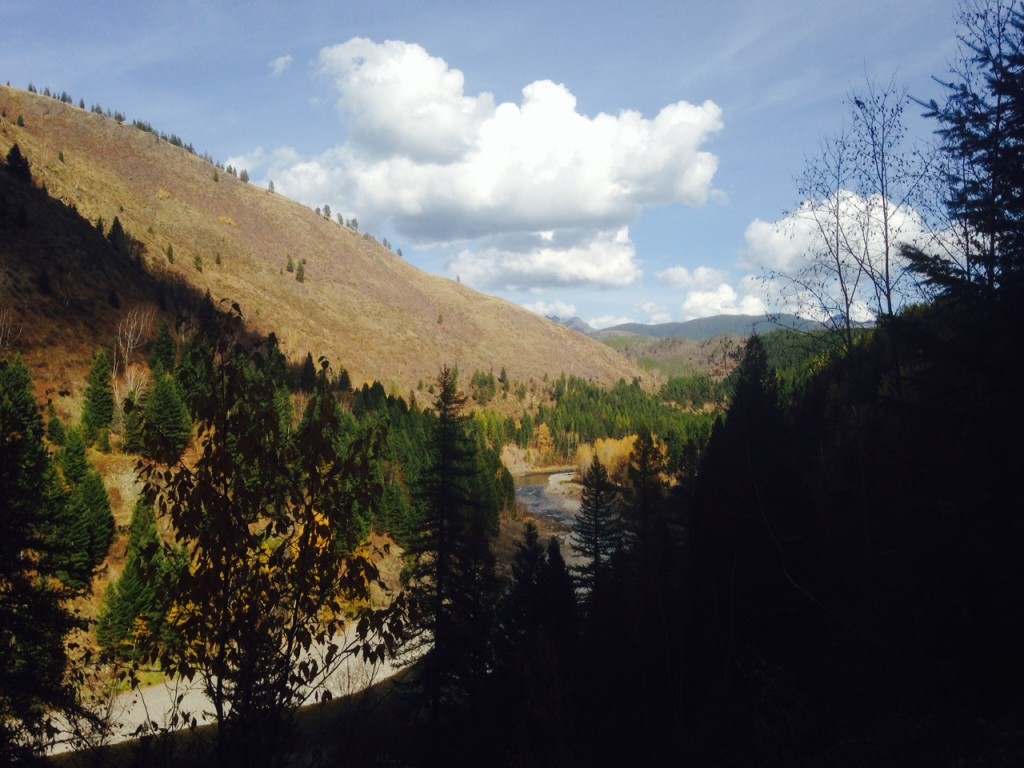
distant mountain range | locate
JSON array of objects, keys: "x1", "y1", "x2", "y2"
[{"x1": 549, "y1": 313, "x2": 824, "y2": 341}]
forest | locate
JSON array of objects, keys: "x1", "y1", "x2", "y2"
[{"x1": 3, "y1": 1, "x2": 1024, "y2": 765}]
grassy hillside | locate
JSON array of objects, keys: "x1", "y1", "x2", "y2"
[{"x1": 0, "y1": 85, "x2": 647, "y2": 396}]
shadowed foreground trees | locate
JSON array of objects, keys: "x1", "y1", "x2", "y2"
[
  {"x1": 135, "y1": 306, "x2": 402, "y2": 768},
  {"x1": 0, "y1": 357, "x2": 86, "y2": 765},
  {"x1": 404, "y1": 365, "x2": 498, "y2": 742}
]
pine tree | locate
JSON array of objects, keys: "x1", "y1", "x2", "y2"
[
  {"x1": 0, "y1": 357, "x2": 81, "y2": 762},
  {"x1": 408, "y1": 365, "x2": 498, "y2": 727},
  {"x1": 149, "y1": 319, "x2": 176, "y2": 373},
  {"x1": 77, "y1": 470, "x2": 114, "y2": 566},
  {"x1": 59, "y1": 427, "x2": 89, "y2": 485},
  {"x1": 298, "y1": 352, "x2": 317, "y2": 394},
  {"x1": 143, "y1": 372, "x2": 191, "y2": 463},
  {"x1": 4, "y1": 143, "x2": 31, "y2": 182},
  {"x1": 570, "y1": 455, "x2": 621, "y2": 600},
  {"x1": 81, "y1": 349, "x2": 114, "y2": 440},
  {"x1": 97, "y1": 499, "x2": 174, "y2": 659}
]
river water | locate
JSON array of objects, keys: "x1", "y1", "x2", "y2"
[{"x1": 513, "y1": 471, "x2": 582, "y2": 562}]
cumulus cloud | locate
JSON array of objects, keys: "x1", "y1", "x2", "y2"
[
  {"x1": 743, "y1": 191, "x2": 933, "y2": 319},
  {"x1": 657, "y1": 264, "x2": 727, "y2": 291},
  {"x1": 522, "y1": 299, "x2": 578, "y2": 318},
  {"x1": 449, "y1": 228, "x2": 640, "y2": 291},
  {"x1": 635, "y1": 301, "x2": 673, "y2": 324},
  {"x1": 246, "y1": 38, "x2": 724, "y2": 291},
  {"x1": 589, "y1": 314, "x2": 638, "y2": 330},
  {"x1": 269, "y1": 55, "x2": 293, "y2": 78},
  {"x1": 681, "y1": 281, "x2": 766, "y2": 320}
]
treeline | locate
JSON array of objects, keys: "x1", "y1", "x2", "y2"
[{"x1": 13, "y1": 81, "x2": 226, "y2": 173}]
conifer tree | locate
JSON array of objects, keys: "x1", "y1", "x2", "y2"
[
  {"x1": 298, "y1": 352, "x2": 317, "y2": 394},
  {"x1": 142, "y1": 372, "x2": 191, "y2": 463},
  {"x1": 570, "y1": 455, "x2": 621, "y2": 600},
  {"x1": 81, "y1": 350, "x2": 114, "y2": 440},
  {"x1": 0, "y1": 357, "x2": 81, "y2": 762},
  {"x1": 408, "y1": 365, "x2": 498, "y2": 726},
  {"x1": 149, "y1": 319, "x2": 176, "y2": 373},
  {"x1": 97, "y1": 499, "x2": 178, "y2": 659}
]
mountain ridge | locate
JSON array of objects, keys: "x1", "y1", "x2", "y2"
[{"x1": 0, "y1": 86, "x2": 648, "y2": 394}]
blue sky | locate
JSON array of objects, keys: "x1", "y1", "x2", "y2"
[{"x1": 4, "y1": 1, "x2": 959, "y2": 327}]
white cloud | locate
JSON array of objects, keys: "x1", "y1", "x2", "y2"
[
  {"x1": 247, "y1": 38, "x2": 723, "y2": 291},
  {"x1": 634, "y1": 301, "x2": 672, "y2": 324},
  {"x1": 522, "y1": 299, "x2": 578, "y2": 318},
  {"x1": 589, "y1": 314, "x2": 637, "y2": 330},
  {"x1": 681, "y1": 282, "x2": 766, "y2": 320},
  {"x1": 743, "y1": 191, "x2": 933, "y2": 318},
  {"x1": 657, "y1": 264, "x2": 727, "y2": 291},
  {"x1": 449, "y1": 228, "x2": 641, "y2": 291},
  {"x1": 269, "y1": 54, "x2": 293, "y2": 78}
]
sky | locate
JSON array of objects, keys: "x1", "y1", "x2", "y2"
[{"x1": 3, "y1": 0, "x2": 961, "y2": 329}]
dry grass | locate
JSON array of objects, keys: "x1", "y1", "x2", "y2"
[{"x1": 0, "y1": 85, "x2": 649, "y2": 397}]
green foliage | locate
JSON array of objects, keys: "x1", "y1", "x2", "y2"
[
  {"x1": 468, "y1": 369, "x2": 497, "y2": 404},
  {"x1": 407, "y1": 366, "x2": 499, "y2": 721},
  {"x1": 912, "y1": 1, "x2": 1024, "y2": 294},
  {"x1": 46, "y1": 409, "x2": 66, "y2": 446},
  {"x1": 537, "y1": 374, "x2": 717, "y2": 474},
  {"x1": 57, "y1": 427, "x2": 114, "y2": 582},
  {"x1": 295, "y1": 259, "x2": 305, "y2": 283},
  {"x1": 659, "y1": 372, "x2": 721, "y2": 408},
  {"x1": 97, "y1": 499, "x2": 182, "y2": 659},
  {"x1": 81, "y1": 349, "x2": 114, "y2": 441},
  {"x1": 135, "y1": 308, "x2": 399, "y2": 768},
  {"x1": 142, "y1": 371, "x2": 191, "y2": 463},
  {"x1": 286, "y1": 254, "x2": 294, "y2": 273},
  {"x1": 193, "y1": 254, "x2": 203, "y2": 272},
  {"x1": 570, "y1": 455, "x2": 621, "y2": 601},
  {"x1": 149, "y1": 319, "x2": 176, "y2": 373},
  {"x1": 0, "y1": 357, "x2": 82, "y2": 762}
]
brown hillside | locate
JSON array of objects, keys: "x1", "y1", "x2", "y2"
[{"x1": 0, "y1": 85, "x2": 647, "y2": 394}]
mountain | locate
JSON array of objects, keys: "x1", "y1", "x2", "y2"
[
  {"x1": 0, "y1": 86, "x2": 646, "y2": 395},
  {"x1": 595, "y1": 313, "x2": 823, "y2": 341},
  {"x1": 547, "y1": 315, "x2": 596, "y2": 334}
]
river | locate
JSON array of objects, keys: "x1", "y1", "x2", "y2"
[{"x1": 513, "y1": 471, "x2": 582, "y2": 562}]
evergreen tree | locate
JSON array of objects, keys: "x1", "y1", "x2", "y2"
[
  {"x1": 58, "y1": 427, "x2": 114, "y2": 580},
  {"x1": 909, "y1": 0, "x2": 1024, "y2": 294},
  {"x1": 81, "y1": 350, "x2": 114, "y2": 440},
  {"x1": 570, "y1": 455, "x2": 621, "y2": 601},
  {"x1": 623, "y1": 428, "x2": 667, "y2": 560},
  {"x1": 77, "y1": 470, "x2": 114, "y2": 566},
  {"x1": 407, "y1": 365, "x2": 498, "y2": 732},
  {"x1": 59, "y1": 427, "x2": 89, "y2": 485},
  {"x1": 149, "y1": 320, "x2": 176, "y2": 373},
  {"x1": 142, "y1": 372, "x2": 191, "y2": 463},
  {"x1": 297, "y1": 352, "x2": 317, "y2": 394},
  {"x1": 4, "y1": 143, "x2": 31, "y2": 182},
  {"x1": 98, "y1": 499, "x2": 178, "y2": 659},
  {"x1": 0, "y1": 357, "x2": 81, "y2": 762}
]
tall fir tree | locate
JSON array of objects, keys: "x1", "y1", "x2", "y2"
[
  {"x1": 143, "y1": 372, "x2": 191, "y2": 463},
  {"x1": 408, "y1": 365, "x2": 498, "y2": 733},
  {"x1": 0, "y1": 357, "x2": 82, "y2": 762},
  {"x1": 97, "y1": 499, "x2": 178, "y2": 659},
  {"x1": 81, "y1": 349, "x2": 114, "y2": 441},
  {"x1": 570, "y1": 455, "x2": 621, "y2": 602},
  {"x1": 149, "y1": 319, "x2": 177, "y2": 373}
]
